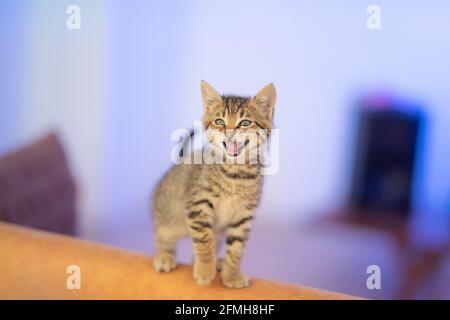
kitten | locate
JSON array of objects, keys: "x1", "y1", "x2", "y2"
[{"x1": 151, "y1": 81, "x2": 276, "y2": 288}]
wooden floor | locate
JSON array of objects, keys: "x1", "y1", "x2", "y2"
[{"x1": 82, "y1": 212, "x2": 450, "y2": 299}]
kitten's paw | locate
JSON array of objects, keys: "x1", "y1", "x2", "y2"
[
  {"x1": 221, "y1": 274, "x2": 250, "y2": 289},
  {"x1": 193, "y1": 260, "x2": 216, "y2": 285},
  {"x1": 153, "y1": 252, "x2": 177, "y2": 272}
]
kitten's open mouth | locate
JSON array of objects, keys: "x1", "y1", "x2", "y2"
[{"x1": 223, "y1": 140, "x2": 249, "y2": 157}]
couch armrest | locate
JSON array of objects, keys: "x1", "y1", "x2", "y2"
[{"x1": 0, "y1": 222, "x2": 358, "y2": 299}]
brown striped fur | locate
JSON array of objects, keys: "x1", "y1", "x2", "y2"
[{"x1": 151, "y1": 81, "x2": 276, "y2": 288}]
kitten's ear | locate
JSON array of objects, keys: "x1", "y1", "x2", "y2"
[
  {"x1": 251, "y1": 83, "x2": 277, "y2": 117},
  {"x1": 201, "y1": 80, "x2": 222, "y2": 113}
]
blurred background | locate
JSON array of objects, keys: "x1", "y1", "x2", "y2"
[{"x1": 1, "y1": 0, "x2": 450, "y2": 299}]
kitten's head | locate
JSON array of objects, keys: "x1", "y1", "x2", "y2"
[{"x1": 200, "y1": 81, "x2": 276, "y2": 163}]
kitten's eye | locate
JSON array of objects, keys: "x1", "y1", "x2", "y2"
[
  {"x1": 215, "y1": 119, "x2": 225, "y2": 126},
  {"x1": 239, "y1": 120, "x2": 252, "y2": 127}
]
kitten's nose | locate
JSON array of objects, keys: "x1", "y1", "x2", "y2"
[{"x1": 225, "y1": 130, "x2": 234, "y2": 142}]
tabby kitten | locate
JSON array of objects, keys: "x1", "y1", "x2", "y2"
[{"x1": 151, "y1": 81, "x2": 276, "y2": 288}]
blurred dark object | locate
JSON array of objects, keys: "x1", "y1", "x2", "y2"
[
  {"x1": 308, "y1": 95, "x2": 445, "y2": 299},
  {"x1": 0, "y1": 133, "x2": 77, "y2": 235},
  {"x1": 350, "y1": 100, "x2": 421, "y2": 216}
]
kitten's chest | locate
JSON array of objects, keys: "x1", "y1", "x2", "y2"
[
  {"x1": 210, "y1": 174, "x2": 263, "y2": 230},
  {"x1": 214, "y1": 196, "x2": 241, "y2": 230}
]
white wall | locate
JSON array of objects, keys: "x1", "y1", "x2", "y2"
[
  {"x1": 0, "y1": 1, "x2": 106, "y2": 235},
  {"x1": 98, "y1": 1, "x2": 193, "y2": 233},
  {"x1": 1, "y1": 1, "x2": 449, "y2": 238},
  {"x1": 0, "y1": 2, "x2": 28, "y2": 152},
  {"x1": 172, "y1": 0, "x2": 450, "y2": 221}
]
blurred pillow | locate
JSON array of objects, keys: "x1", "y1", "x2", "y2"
[{"x1": 0, "y1": 133, "x2": 77, "y2": 235}]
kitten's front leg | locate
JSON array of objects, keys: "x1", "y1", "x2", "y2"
[
  {"x1": 187, "y1": 203, "x2": 217, "y2": 285},
  {"x1": 220, "y1": 212, "x2": 254, "y2": 288}
]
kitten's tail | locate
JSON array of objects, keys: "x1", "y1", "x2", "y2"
[{"x1": 178, "y1": 128, "x2": 196, "y2": 158}]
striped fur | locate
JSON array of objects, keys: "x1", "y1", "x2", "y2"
[{"x1": 151, "y1": 81, "x2": 276, "y2": 288}]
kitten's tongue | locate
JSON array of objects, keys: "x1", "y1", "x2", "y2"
[{"x1": 226, "y1": 142, "x2": 238, "y2": 156}]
